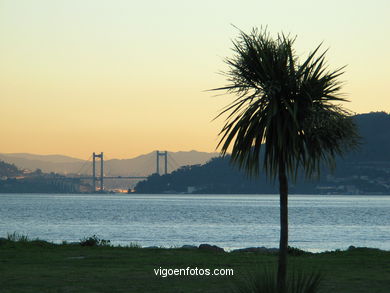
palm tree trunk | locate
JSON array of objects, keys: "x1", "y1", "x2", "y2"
[{"x1": 277, "y1": 159, "x2": 288, "y2": 293}]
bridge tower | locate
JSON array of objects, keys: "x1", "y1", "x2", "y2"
[
  {"x1": 92, "y1": 152, "x2": 104, "y2": 192},
  {"x1": 156, "y1": 151, "x2": 168, "y2": 175}
]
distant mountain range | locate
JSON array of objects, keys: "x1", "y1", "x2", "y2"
[
  {"x1": 0, "y1": 151, "x2": 218, "y2": 177},
  {"x1": 3, "y1": 112, "x2": 390, "y2": 194}
]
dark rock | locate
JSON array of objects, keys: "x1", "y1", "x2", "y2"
[
  {"x1": 181, "y1": 245, "x2": 197, "y2": 249},
  {"x1": 231, "y1": 246, "x2": 278, "y2": 253},
  {"x1": 198, "y1": 244, "x2": 225, "y2": 252}
]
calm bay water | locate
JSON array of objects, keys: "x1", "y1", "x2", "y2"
[{"x1": 0, "y1": 193, "x2": 389, "y2": 252}]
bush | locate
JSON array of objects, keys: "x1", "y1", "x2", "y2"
[
  {"x1": 232, "y1": 268, "x2": 322, "y2": 293},
  {"x1": 79, "y1": 235, "x2": 111, "y2": 247},
  {"x1": 7, "y1": 232, "x2": 29, "y2": 242},
  {"x1": 288, "y1": 270, "x2": 322, "y2": 293},
  {"x1": 233, "y1": 268, "x2": 277, "y2": 293},
  {"x1": 287, "y1": 246, "x2": 308, "y2": 256},
  {"x1": 127, "y1": 242, "x2": 141, "y2": 248}
]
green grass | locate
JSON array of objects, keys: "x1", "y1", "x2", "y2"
[{"x1": 0, "y1": 239, "x2": 389, "y2": 293}]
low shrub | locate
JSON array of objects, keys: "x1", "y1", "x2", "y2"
[
  {"x1": 79, "y1": 235, "x2": 111, "y2": 247},
  {"x1": 7, "y1": 232, "x2": 29, "y2": 242},
  {"x1": 287, "y1": 246, "x2": 308, "y2": 256},
  {"x1": 232, "y1": 268, "x2": 322, "y2": 293}
]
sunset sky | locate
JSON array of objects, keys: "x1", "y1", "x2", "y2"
[{"x1": 1, "y1": 0, "x2": 389, "y2": 159}]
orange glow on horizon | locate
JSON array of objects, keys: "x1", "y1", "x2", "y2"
[{"x1": 1, "y1": 0, "x2": 389, "y2": 159}]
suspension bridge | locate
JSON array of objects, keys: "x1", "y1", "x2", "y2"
[{"x1": 68, "y1": 150, "x2": 176, "y2": 192}]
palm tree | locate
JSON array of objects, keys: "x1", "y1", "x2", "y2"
[{"x1": 213, "y1": 28, "x2": 359, "y2": 293}]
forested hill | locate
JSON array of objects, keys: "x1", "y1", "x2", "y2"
[
  {"x1": 135, "y1": 112, "x2": 390, "y2": 195},
  {"x1": 347, "y1": 112, "x2": 390, "y2": 161},
  {"x1": 0, "y1": 161, "x2": 22, "y2": 177},
  {"x1": 0, "y1": 160, "x2": 89, "y2": 193}
]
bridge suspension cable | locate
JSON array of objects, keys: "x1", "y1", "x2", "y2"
[
  {"x1": 75, "y1": 154, "x2": 92, "y2": 175},
  {"x1": 167, "y1": 153, "x2": 181, "y2": 171}
]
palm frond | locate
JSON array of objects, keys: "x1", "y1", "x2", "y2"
[{"x1": 213, "y1": 27, "x2": 359, "y2": 180}]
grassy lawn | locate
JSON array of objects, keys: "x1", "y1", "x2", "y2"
[{"x1": 0, "y1": 239, "x2": 389, "y2": 293}]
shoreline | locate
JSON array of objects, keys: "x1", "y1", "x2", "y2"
[{"x1": 2, "y1": 234, "x2": 388, "y2": 254}]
